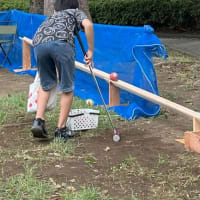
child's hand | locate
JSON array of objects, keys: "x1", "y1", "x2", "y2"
[{"x1": 84, "y1": 50, "x2": 93, "y2": 67}]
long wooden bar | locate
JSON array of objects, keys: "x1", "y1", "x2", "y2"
[{"x1": 20, "y1": 36, "x2": 200, "y2": 132}]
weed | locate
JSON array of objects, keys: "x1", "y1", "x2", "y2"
[
  {"x1": 46, "y1": 139, "x2": 75, "y2": 158},
  {"x1": 59, "y1": 186, "x2": 114, "y2": 200},
  {"x1": 0, "y1": 93, "x2": 27, "y2": 125},
  {"x1": 0, "y1": 163, "x2": 53, "y2": 199},
  {"x1": 157, "y1": 154, "x2": 169, "y2": 167},
  {"x1": 84, "y1": 154, "x2": 97, "y2": 165}
]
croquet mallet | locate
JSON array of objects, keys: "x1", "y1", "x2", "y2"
[{"x1": 75, "y1": 29, "x2": 120, "y2": 142}]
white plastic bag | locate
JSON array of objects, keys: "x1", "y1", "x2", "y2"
[{"x1": 27, "y1": 72, "x2": 57, "y2": 113}]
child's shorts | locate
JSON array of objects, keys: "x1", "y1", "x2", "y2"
[{"x1": 34, "y1": 40, "x2": 75, "y2": 93}]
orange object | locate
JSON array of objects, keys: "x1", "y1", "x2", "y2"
[
  {"x1": 184, "y1": 131, "x2": 200, "y2": 153},
  {"x1": 109, "y1": 82, "x2": 120, "y2": 107}
]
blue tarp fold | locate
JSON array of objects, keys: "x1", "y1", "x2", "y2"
[{"x1": 0, "y1": 9, "x2": 167, "y2": 120}]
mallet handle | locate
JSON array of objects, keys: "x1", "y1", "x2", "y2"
[{"x1": 75, "y1": 29, "x2": 115, "y2": 130}]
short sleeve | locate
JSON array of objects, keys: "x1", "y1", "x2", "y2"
[{"x1": 75, "y1": 10, "x2": 88, "y2": 31}]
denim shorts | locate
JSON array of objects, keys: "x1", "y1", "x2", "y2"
[{"x1": 34, "y1": 40, "x2": 75, "y2": 93}]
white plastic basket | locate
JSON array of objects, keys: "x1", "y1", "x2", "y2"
[{"x1": 66, "y1": 109, "x2": 100, "y2": 131}]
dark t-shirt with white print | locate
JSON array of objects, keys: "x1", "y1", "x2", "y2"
[{"x1": 32, "y1": 9, "x2": 87, "y2": 47}]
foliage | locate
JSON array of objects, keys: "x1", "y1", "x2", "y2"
[
  {"x1": 88, "y1": 0, "x2": 200, "y2": 31},
  {"x1": 0, "y1": 0, "x2": 199, "y2": 30},
  {"x1": 0, "y1": 0, "x2": 29, "y2": 12}
]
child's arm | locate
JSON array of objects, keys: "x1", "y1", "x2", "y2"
[{"x1": 82, "y1": 19, "x2": 94, "y2": 66}]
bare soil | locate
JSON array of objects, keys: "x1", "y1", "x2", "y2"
[
  {"x1": 0, "y1": 68, "x2": 33, "y2": 97},
  {"x1": 0, "y1": 49, "x2": 200, "y2": 199}
]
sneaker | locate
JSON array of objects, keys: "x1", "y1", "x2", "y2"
[
  {"x1": 54, "y1": 127, "x2": 75, "y2": 142},
  {"x1": 31, "y1": 118, "x2": 49, "y2": 138}
]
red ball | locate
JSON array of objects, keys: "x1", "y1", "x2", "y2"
[{"x1": 110, "y1": 72, "x2": 118, "y2": 81}]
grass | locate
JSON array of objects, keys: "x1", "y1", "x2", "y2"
[
  {"x1": 0, "y1": 93, "x2": 120, "y2": 198},
  {"x1": 3, "y1": 151, "x2": 199, "y2": 199},
  {"x1": 13, "y1": 139, "x2": 75, "y2": 163},
  {"x1": 0, "y1": 48, "x2": 200, "y2": 199},
  {"x1": 0, "y1": 95, "x2": 200, "y2": 199},
  {"x1": 106, "y1": 153, "x2": 200, "y2": 200},
  {"x1": 59, "y1": 186, "x2": 114, "y2": 200},
  {"x1": 0, "y1": 163, "x2": 53, "y2": 200},
  {"x1": 0, "y1": 92, "x2": 27, "y2": 125},
  {"x1": 0, "y1": 162, "x2": 114, "y2": 200},
  {"x1": 45, "y1": 138, "x2": 75, "y2": 158}
]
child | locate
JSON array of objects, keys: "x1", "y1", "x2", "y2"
[{"x1": 31, "y1": 0, "x2": 94, "y2": 141}]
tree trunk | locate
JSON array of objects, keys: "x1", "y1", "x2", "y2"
[
  {"x1": 29, "y1": 0, "x2": 44, "y2": 14},
  {"x1": 78, "y1": 0, "x2": 92, "y2": 20},
  {"x1": 44, "y1": 0, "x2": 55, "y2": 16},
  {"x1": 43, "y1": 0, "x2": 91, "y2": 19},
  {"x1": 30, "y1": 0, "x2": 91, "y2": 20}
]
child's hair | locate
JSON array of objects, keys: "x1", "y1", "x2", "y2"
[{"x1": 54, "y1": 0, "x2": 79, "y2": 11}]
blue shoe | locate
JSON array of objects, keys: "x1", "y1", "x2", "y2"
[{"x1": 31, "y1": 118, "x2": 49, "y2": 138}]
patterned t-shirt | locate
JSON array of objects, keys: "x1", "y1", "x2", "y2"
[{"x1": 32, "y1": 9, "x2": 88, "y2": 47}]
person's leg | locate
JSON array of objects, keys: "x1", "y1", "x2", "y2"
[
  {"x1": 54, "y1": 91, "x2": 75, "y2": 140},
  {"x1": 35, "y1": 87, "x2": 51, "y2": 120},
  {"x1": 57, "y1": 91, "x2": 73, "y2": 128},
  {"x1": 31, "y1": 42, "x2": 57, "y2": 138},
  {"x1": 53, "y1": 41, "x2": 76, "y2": 140}
]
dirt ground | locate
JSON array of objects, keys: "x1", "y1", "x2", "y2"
[
  {"x1": 0, "y1": 49, "x2": 200, "y2": 199},
  {"x1": 0, "y1": 68, "x2": 33, "y2": 97}
]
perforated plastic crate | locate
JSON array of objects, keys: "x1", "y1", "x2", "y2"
[{"x1": 66, "y1": 109, "x2": 100, "y2": 131}]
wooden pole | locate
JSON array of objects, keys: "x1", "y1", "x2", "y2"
[
  {"x1": 114, "y1": 79, "x2": 200, "y2": 120},
  {"x1": 75, "y1": 61, "x2": 200, "y2": 121},
  {"x1": 23, "y1": 40, "x2": 31, "y2": 70},
  {"x1": 109, "y1": 81, "x2": 120, "y2": 107},
  {"x1": 14, "y1": 37, "x2": 35, "y2": 72},
  {"x1": 193, "y1": 118, "x2": 200, "y2": 132},
  {"x1": 16, "y1": 38, "x2": 200, "y2": 123}
]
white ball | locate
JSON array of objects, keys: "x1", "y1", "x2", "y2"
[
  {"x1": 113, "y1": 134, "x2": 120, "y2": 142},
  {"x1": 86, "y1": 99, "x2": 94, "y2": 106}
]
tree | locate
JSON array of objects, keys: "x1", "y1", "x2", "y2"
[
  {"x1": 43, "y1": 0, "x2": 55, "y2": 16},
  {"x1": 29, "y1": 0, "x2": 44, "y2": 14},
  {"x1": 30, "y1": 0, "x2": 91, "y2": 19},
  {"x1": 78, "y1": 0, "x2": 92, "y2": 20}
]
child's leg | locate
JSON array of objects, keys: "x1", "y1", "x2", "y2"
[
  {"x1": 36, "y1": 87, "x2": 51, "y2": 120},
  {"x1": 31, "y1": 87, "x2": 51, "y2": 138},
  {"x1": 57, "y1": 91, "x2": 73, "y2": 128}
]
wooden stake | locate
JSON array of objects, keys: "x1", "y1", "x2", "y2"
[
  {"x1": 193, "y1": 118, "x2": 200, "y2": 132},
  {"x1": 23, "y1": 40, "x2": 31, "y2": 70},
  {"x1": 184, "y1": 131, "x2": 190, "y2": 149},
  {"x1": 109, "y1": 81, "x2": 120, "y2": 107},
  {"x1": 184, "y1": 131, "x2": 200, "y2": 153},
  {"x1": 14, "y1": 37, "x2": 34, "y2": 73}
]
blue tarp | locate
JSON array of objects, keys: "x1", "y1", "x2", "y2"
[{"x1": 0, "y1": 9, "x2": 167, "y2": 120}]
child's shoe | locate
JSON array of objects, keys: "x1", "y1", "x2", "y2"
[
  {"x1": 54, "y1": 127, "x2": 74, "y2": 142},
  {"x1": 31, "y1": 118, "x2": 49, "y2": 138}
]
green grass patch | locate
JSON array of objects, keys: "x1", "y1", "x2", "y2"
[
  {"x1": 0, "y1": 163, "x2": 114, "y2": 200},
  {"x1": 0, "y1": 92, "x2": 118, "y2": 135},
  {"x1": 59, "y1": 186, "x2": 114, "y2": 200},
  {"x1": 46, "y1": 138, "x2": 75, "y2": 158},
  {"x1": 0, "y1": 93, "x2": 27, "y2": 125},
  {"x1": 14, "y1": 139, "x2": 76, "y2": 163},
  {"x1": 108, "y1": 153, "x2": 200, "y2": 199},
  {"x1": 0, "y1": 163, "x2": 53, "y2": 200}
]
